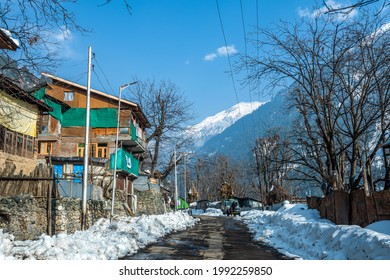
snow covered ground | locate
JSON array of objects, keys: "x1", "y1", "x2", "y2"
[
  {"x1": 239, "y1": 202, "x2": 390, "y2": 260},
  {"x1": 0, "y1": 211, "x2": 197, "y2": 260},
  {"x1": 193, "y1": 202, "x2": 390, "y2": 260},
  {"x1": 0, "y1": 202, "x2": 389, "y2": 260}
]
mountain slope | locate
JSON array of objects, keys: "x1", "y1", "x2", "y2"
[
  {"x1": 195, "y1": 94, "x2": 296, "y2": 160},
  {"x1": 187, "y1": 101, "x2": 267, "y2": 148}
]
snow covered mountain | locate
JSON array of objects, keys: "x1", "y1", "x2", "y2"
[
  {"x1": 191, "y1": 94, "x2": 297, "y2": 161},
  {"x1": 187, "y1": 101, "x2": 267, "y2": 148}
]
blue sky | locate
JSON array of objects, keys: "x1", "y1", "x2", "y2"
[{"x1": 51, "y1": 0, "x2": 363, "y2": 124}]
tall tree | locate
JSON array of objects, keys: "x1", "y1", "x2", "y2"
[
  {"x1": 253, "y1": 130, "x2": 292, "y2": 204},
  {"x1": 188, "y1": 156, "x2": 251, "y2": 201},
  {"x1": 129, "y1": 78, "x2": 195, "y2": 179},
  {"x1": 240, "y1": 8, "x2": 389, "y2": 194}
]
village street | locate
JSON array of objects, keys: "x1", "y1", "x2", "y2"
[{"x1": 123, "y1": 215, "x2": 291, "y2": 260}]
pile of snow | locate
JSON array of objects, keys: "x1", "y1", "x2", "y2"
[
  {"x1": 0, "y1": 211, "x2": 197, "y2": 260},
  {"x1": 240, "y1": 202, "x2": 390, "y2": 260},
  {"x1": 366, "y1": 220, "x2": 390, "y2": 236},
  {"x1": 191, "y1": 208, "x2": 224, "y2": 216}
]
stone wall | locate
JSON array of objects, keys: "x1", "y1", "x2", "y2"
[
  {"x1": 0, "y1": 158, "x2": 169, "y2": 240},
  {"x1": 52, "y1": 198, "x2": 111, "y2": 235},
  {"x1": 0, "y1": 189, "x2": 167, "y2": 240},
  {"x1": 135, "y1": 189, "x2": 168, "y2": 216},
  {"x1": 0, "y1": 195, "x2": 47, "y2": 240},
  {"x1": 0, "y1": 194, "x2": 127, "y2": 240}
]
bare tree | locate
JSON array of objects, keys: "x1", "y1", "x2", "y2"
[
  {"x1": 128, "y1": 78, "x2": 195, "y2": 179},
  {"x1": 0, "y1": 0, "x2": 89, "y2": 84},
  {"x1": 253, "y1": 130, "x2": 292, "y2": 204},
  {"x1": 0, "y1": 1, "x2": 133, "y2": 86},
  {"x1": 323, "y1": 0, "x2": 389, "y2": 14},
  {"x1": 98, "y1": 0, "x2": 133, "y2": 14},
  {"x1": 240, "y1": 8, "x2": 390, "y2": 194},
  {"x1": 187, "y1": 156, "x2": 251, "y2": 201}
]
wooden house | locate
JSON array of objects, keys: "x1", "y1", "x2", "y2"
[
  {"x1": 0, "y1": 75, "x2": 50, "y2": 174},
  {"x1": 33, "y1": 73, "x2": 150, "y2": 200}
]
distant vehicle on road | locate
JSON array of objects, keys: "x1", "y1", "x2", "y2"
[{"x1": 221, "y1": 198, "x2": 241, "y2": 216}]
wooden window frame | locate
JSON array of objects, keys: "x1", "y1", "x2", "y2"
[
  {"x1": 77, "y1": 143, "x2": 85, "y2": 157},
  {"x1": 38, "y1": 142, "x2": 52, "y2": 155},
  {"x1": 77, "y1": 143, "x2": 108, "y2": 158},
  {"x1": 97, "y1": 143, "x2": 108, "y2": 158},
  {"x1": 26, "y1": 137, "x2": 34, "y2": 152}
]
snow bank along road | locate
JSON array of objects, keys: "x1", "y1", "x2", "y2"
[{"x1": 1, "y1": 203, "x2": 389, "y2": 260}]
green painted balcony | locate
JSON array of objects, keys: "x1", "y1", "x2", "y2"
[{"x1": 109, "y1": 148, "x2": 139, "y2": 177}]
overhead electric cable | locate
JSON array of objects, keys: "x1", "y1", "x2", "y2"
[
  {"x1": 93, "y1": 56, "x2": 116, "y2": 95},
  {"x1": 215, "y1": 0, "x2": 246, "y2": 134},
  {"x1": 240, "y1": 0, "x2": 257, "y2": 140},
  {"x1": 91, "y1": 55, "x2": 120, "y2": 107},
  {"x1": 256, "y1": 0, "x2": 263, "y2": 125}
]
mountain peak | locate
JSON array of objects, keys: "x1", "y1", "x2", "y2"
[{"x1": 187, "y1": 101, "x2": 267, "y2": 147}]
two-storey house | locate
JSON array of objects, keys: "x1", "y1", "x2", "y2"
[{"x1": 33, "y1": 73, "x2": 150, "y2": 202}]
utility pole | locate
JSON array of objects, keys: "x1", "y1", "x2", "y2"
[
  {"x1": 174, "y1": 149, "x2": 178, "y2": 211},
  {"x1": 183, "y1": 153, "x2": 187, "y2": 209},
  {"x1": 81, "y1": 46, "x2": 92, "y2": 230},
  {"x1": 111, "y1": 82, "x2": 137, "y2": 221},
  {"x1": 254, "y1": 147, "x2": 265, "y2": 211}
]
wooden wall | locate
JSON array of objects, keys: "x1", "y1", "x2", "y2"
[
  {"x1": 307, "y1": 189, "x2": 390, "y2": 227},
  {"x1": 46, "y1": 84, "x2": 118, "y2": 109}
]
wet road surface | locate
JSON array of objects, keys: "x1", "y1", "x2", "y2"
[{"x1": 124, "y1": 215, "x2": 291, "y2": 260}]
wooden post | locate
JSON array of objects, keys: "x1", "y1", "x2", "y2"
[
  {"x1": 47, "y1": 182, "x2": 52, "y2": 236},
  {"x1": 125, "y1": 176, "x2": 128, "y2": 203}
]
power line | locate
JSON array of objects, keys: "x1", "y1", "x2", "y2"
[
  {"x1": 93, "y1": 55, "x2": 116, "y2": 95},
  {"x1": 91, "y1": 54, "x2": 121, "y2": 108},
  {"x1": 215, "y1": 0, "x2": 246, "y2": 134},
  {"x1": 92, "y1": 67, "x2": 110, "y2": 94},
  {"x1": 73, "y1": 71, "x2": 88, "y2": 84},
  {"x1": 239, "y1": 0, "x2": 258, "y2": 141},
  {"x1": 256, "y1": 0, "x2": 263, "y2": 129}
]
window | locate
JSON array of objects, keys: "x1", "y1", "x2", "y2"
[
  {"x1": 26, "y1": 138, "x2": 33, "y2": 152},
  {"x1": 5, "y1": 131, "x2": 13, "y2": 145},
  {"x1": 64, "y1": 91, "x2": 74, "y2": 101},
  {"x1": 1, "y1": 128, "x2": 35, "y2": 158},
  {"x1": 97, "y1": 143, "x2": 108, "y2": 158},
  {"x1": 39, "y1": 113, "x2": 49, "y2": 135},
  {"x1": 120, "y1": 128, "x2": 129, "y2": 134},
  {"x1": 38, "y1": 142, "x2": 52, "y2": 155},
  {"x1": 77, "y1": 143, "x2": 85, "y2": 157},
  {"x1": 16, "y1": 135, "x2": 23, "y2": 149},
  {"x1": 77, "y1": 143, "x2": 108, "y2": 158}
]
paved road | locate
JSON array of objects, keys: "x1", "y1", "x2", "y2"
[{"x1": 124, "y1": 215, "x2": 291, "y2": 260}]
